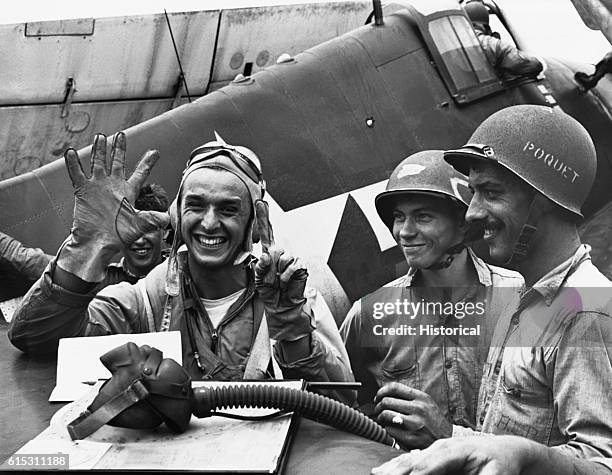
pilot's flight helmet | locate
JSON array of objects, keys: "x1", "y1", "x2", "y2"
[
  {"x1": 165, "y1": 133, "x2": 266, "y2": 296},
  {"x1": 375, "y1": 150, "x2": 471, "y2": 230},
  {"x1": 464, "y1": 1, "x2": 489, "y2": 27},
  {"x1": 444, "y1": 105, "x2": 596, "y2": 218}
]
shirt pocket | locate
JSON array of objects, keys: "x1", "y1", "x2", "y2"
[
  {"x1": 379, "y1": 347, "x2": 420, "y2": 390},
  {"x1": 491, "y1": 363, "x2": 554, "y2": 444}
]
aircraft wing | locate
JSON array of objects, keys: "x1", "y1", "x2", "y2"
[{"x1": 0, "y1": 2, "x2": 371, "y2": 182}]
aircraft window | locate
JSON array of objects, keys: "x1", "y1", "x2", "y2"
[
  {"x1": 450, "y1": 16, "x2": 496, "y2": 83},
  {"x1": 428, "y1": 15, "x2": 496, "y2": 90}
]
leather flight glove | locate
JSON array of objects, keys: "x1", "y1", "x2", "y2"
[
  {"x1": 253, "y1": 201, "x2": 314, "y2": 341},
  {"x1": 57, "y1": 132, "x2": 169, "y2": 282}
]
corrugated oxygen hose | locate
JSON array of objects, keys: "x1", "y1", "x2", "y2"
[{"x1": 191, "y1": 384, "x2": 395, "y2": 446}]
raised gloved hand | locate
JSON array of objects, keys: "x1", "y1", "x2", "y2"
[
  {"x1": 57, "y1": 132, "x2": 169, "y2": 282},
  {"x1": 253, "y1": 201, "x2": 314, "y2": 341}
]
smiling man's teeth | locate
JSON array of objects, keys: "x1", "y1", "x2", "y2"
[
  {"x1": 198, "y1": 237, "x2": 224, "y2": 246},
  {"x1": 134, "y1": 249, "x2": 150, "y2": 255}
]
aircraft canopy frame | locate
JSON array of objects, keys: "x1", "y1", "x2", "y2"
[{"x1": 406, "y1": 5, "x2": 505, "y2": 104}]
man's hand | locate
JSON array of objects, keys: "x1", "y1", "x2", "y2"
[
  {"x1": 374, "y1": 383, "x2": 452, "y2": 450},
  {"x1": 58, "y1": 132, "x2": 169, "y2": 282},
  {"x1": 371, "y1": 436, "x2": 527, "y2": 475},
  {"x1": 372, "y1": 435, "x2": 612, "y2": 475},
  {"x1": 253, "y1": 201, "x2": 313, "y2": 342}
]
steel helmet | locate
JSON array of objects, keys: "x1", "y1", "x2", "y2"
[
  {"x1": 444, "y1": 105, "x2": 596, "y2": 218},
  {"x1": 464, "y1": 1, "x2": 489, "y2": 27},
  {"x1": 375, "y1": 150, "x2": 471, "y2": 230}
]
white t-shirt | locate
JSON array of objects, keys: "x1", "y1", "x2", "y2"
[{"x1": 200, "y1": 288, "x2": 245, "y2": 329}]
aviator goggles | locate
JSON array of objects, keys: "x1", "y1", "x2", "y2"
[{"x1": 186, "y1": 144, "x2": 265, "y2": 195}]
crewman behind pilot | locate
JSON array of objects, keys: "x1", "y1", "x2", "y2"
[
  {"x1": 9, "y1": 132, "x2": 353, "y2": 396},
  {"x1": 464, "y1": 0, "x2": 543, "y2": 81},
  {"x1": 340, "y1": 150, "x2": 522, "y2": 450}
]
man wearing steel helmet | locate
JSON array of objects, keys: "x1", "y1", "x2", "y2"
[
  {"x1": 340, "y1": 151, "x2": 522, "y2": 450},
  {"x1": 439, "y1": 104, "x2": 612, "y2": 460},
  {"x1": 463, "y1": 1, "x2": 542, "y2": 81},
  {"x1": 10, "y1": 133, "x2": 353, "y2": 392}
]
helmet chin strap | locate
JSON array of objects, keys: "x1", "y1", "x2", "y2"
[
  {"x1": 424, "y1": 243, "x2": 466, "y2": 270},
  {"x1": 423, "y1": 218, "x2": 483, "y2": 271},
  {"x1": 505, "y1": 194, "x2": 546, "y2": 269}
]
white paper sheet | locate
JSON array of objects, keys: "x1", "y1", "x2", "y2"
[{"x1": 49, "y1": 331, "x2": 182, "y2": 402}]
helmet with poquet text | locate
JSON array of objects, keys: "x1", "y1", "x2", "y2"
[{"x1": 444, "y1": 104, "x2": 596, "y2": 218}]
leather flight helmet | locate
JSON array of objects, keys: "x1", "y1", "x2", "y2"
[
  {"x1": 375, "y1": 150, "x2": 471, "y2": 230},
  {"x1": 464, "y1": 1, "x2": 490, "y2": 27},
  {"x1": 444, "y1": 104, "x2": 597, "y2": 218}
]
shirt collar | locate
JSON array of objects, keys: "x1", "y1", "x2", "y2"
[
  {"x1": 530, "y1": 244, "x2": 591, "y2": 305},
  {"x1": 119, "y1": 257, "x2": 142, "y2": 280},
  {"x1": 403, "y1": 247, "x2": 491, "y2": 287}
]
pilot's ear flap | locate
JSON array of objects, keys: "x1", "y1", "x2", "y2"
[{"x1": 169, "y1": 198, "x2": 179, "y2": 230}]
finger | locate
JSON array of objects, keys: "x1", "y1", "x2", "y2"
[
  {"x1": 371, "y1": 453, "x2": 414, "y2": 475},
  {"x1": 254, "y1": 253, "x2": 273, "y2": 283},
  {"x1": 256, "y1": 253, "x2": 272, "y2": 270},
  {"x1": 256, "y1": 253, "x2": 279, "y2": 286},
  {"x1": 278, "y1": 260, "x2": 304, "y2": 288},
  {"x1": 374, "y1": 396, "x2": 423, "y2": 417},
  {"x1": 377, "y1": 410, "x2": 425, "y2": 432},
  {"x1": 110, "y1": 132, "x2": 127, "y2": 178},
  {"x1": 127, "y1": 149, "x2": 159, "y2": 189},
  {"x1": 406, "y1": 449, "x2": 470, "y2": 475},
  {"x1": 64, "y1": 148, "x2": 86, "y2": 187},
  {"x1": 137, "y1": 210, "x2": 170, "y2": 234},
  {"x1": 374, "y1": 382, "x2": 422, "y2": 404},
  {"x1": 266, "y1": 245, "x2": 285, "y2": 278},
  {"x1": 278, "y1": 253, "x2": 295, "y2": 274},
  {"x1": 91, "y1": 134, "x2": 108, "y2": 178},
  {"x1": 255, "y1": 200, "x2": 274, "y2": 252},
  {"x1": 383, "y1": 427, "x2": 425, "y2": 451}
]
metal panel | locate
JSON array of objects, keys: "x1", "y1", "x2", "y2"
[
  {"x1": 0, "y1": 11, "x2": 220, "y2": 104},
  {"x1": 205, "y1": 2, "x2": 371, "y2": 85},
  {"x1": 25, "y1": 19, "x2": 95, "y2": 36},
  {"x1": 0, "y1": 100, "x2": 175, "y2": 180},
  {"x1": 0, "y1": 2, "x2": 371, "y2": 105}
]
